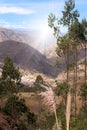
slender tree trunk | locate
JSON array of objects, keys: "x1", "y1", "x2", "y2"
[
  {"x1": 75, "y1": 45, "x2": 77, "y2": 117},
  {"x1": 67, "y1": 44, "x2": 69, "y2": 83},
  {"x1": 84, "y1": 42, "x2": 87, "y2": 110},
  {"x1": 84, "y1": 42, "x2": 86, "y2": 85},
  {"x1": 66, "y1": 92, "x2": 71, "y2": 130},
  {"x1": 73, "y1": 46, "x2": 77, "y2": 117},
  {"x1": 66, "y1": 44, "x2": 71, "y2": 130},
  {"x1": 73, "y1": 48, "x2": 76, "y2": 116}
]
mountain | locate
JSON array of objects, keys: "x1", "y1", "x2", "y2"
[
  {"x1": 0, "y1": 27, "x2": 85, "y2": 78},
  {"x1": 0, "y1": 27, "x2": 57, "y2": 58},
  {"x1": 0, "y1": 40, "x2": 58, "y2": 77},
  {"x1": 0, "y1": 27, "x2": 37, "y2": 44}
]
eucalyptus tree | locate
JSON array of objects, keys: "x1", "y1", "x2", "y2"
[
  {"x1": 48, "y1": 0, "x2": 78, "y2": 128},
  {"x1": 81, "y1": 18, "x2": 87, "y2": 85},
  {"x1": 48, "y1": 0, "x2": 85, "y2": 130},
  {"x1": 59, "y1": 1, "x2": 81, "y2": 129},
  {"x1": 68, "y1": 20, "x2": 85, "y2": 117},
  {"x1": 48, "y1": 13, "x2": 71, "y2": 130},
  {"x1": 48, "y1": 13, "x2": 60, "y2": 42},
  {"x1": 60, "y1": 0, "x2": 79, "y2": 83}
]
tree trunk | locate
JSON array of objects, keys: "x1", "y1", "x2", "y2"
[
  {"x1": 84, "y1": 42, "x2": 86, "y2": 85},
  {"x1": 66, "y1": 44, "x2": 71, "y2": 130},
  {"x1": 67, "y1": 44, "x2": 69, "y2": 83},
  {"x1": 75, "y1": 45, "x2": 77, "y2": 117},
  {"x1": 66, "y1": 92, "x2": 71, "y2": 130}
]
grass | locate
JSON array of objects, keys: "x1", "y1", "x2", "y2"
[{"x1": 18, "y1": 92, "x2": 42, "y2": 114}]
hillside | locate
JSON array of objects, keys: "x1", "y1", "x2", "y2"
[
  {"x1": 0, "y1": 27, "x2": 35, "y2": 43},
  {"x1": 0, "y1": 27, "x2": 56, "y2": 58},
  {"x1": 0, "y1": 40, "x2": 58, "y2": 77}
]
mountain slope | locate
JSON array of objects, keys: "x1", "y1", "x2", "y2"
[
  {"x1": 0, "y1": 27, "x2": 57, "y2": 56},
  {"x1": 0, "y1": 27, "x2": 36, "y2": 43},
  {"x1": 0, "y1": 40, "x2": 58, "y2": 77}
]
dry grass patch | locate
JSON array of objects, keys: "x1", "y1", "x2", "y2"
[{"x1": 18, "y1": 92, "x2": 41, "y2": 114}]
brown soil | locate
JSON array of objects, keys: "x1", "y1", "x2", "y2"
[{"x1": 0, "y1": 113, "x2": 11, "y2": 130}]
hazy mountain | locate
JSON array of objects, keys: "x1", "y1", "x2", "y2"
[
  {"x1": 0, "y1": 40, "x2": 58, "y2": 77},
  {"x1": 0, "y1": 27, "x2": 57, "y2": 59},
  {"x1": 0, "y1": 27, "x2": 67, "y2": 78},
  {"x1": 0, "y1": 27, "x2": 37, "y2": 44}
]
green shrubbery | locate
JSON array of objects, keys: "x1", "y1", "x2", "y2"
[{"x1": 0, "y1": 57, "x2": 37, "y2": 130}]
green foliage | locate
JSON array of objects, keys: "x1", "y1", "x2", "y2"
[
  {"x1": 31, "y1": 75, "x2": 46, "y2": 93},
  {"x1": 38, "y1": 109, "x2": 55, "y2": 130},
  {"x1": 60, "y1": 0, "x2": 79, "y2": 26},
  {"x1": 48, "y1": 13, "x2": 57, "y2": 28},
  {"x1": 69, "y1": 20, "x2": 85, "y2": 44},
  {"x1": 79, "y1": 83, "x2": 87, "y2": 101},
  {"x1": 18, "y1": 123, "x2": 27, "y2": 130},
  {"x1": 56, "y1": 104, "x2": 66, "y2": 130},
  {"x1": 27, "y1": 111, "x2": 37, "y2": 125},
  {"x1": 4, "y1": 95, "x2": 37, "y2": 129},
  {"x1": 79, "y1": 83, "x2": 87, "y2": 113},
  {"x1": 28, "y1": 85, "x2": 46, "y2": 93},
  {"x1": 55, "y1": 81, "x2": 69, "y2": 105},
  {"x1": 81, "y1": 18, "x2": 87, "y2": 37},
  {"x1": 70, "y1": 116, "x2": 87, "y2": 130},
  {"x1": 67, "y1": 63, "x2": 75, "y2": 71},
  {"x1": 48, "y1": 13, "x2": 59, "y2": 38},
  {"x1": 56, "y1": 35, "x2": 69, "y2": 57},
  {"x1": 55, "y1": 81, "x2": 69, "y2": 96},
  {"x1": 0, "y1": 57, "x2": 21, "y2": 95},
  {"x1": 35, "y1": 75, "x2": 43, "y2": 84},
  {"x1": 2, "y1": 56, "x2": 21, "y2": 83},
  {"x1": 48, "y1": 1, "x2": 87, "y2": 129},
  {"x1": 15, "y1": 82, "x2": 31, "y2": 92},
  {"x1": 4, "y1": 95, "x2": 27, "y2": 118},
  {"x1": 0, "y1": 79, "x2": 20, "y2": 96},
  {"x1": 0, "y1": 79, "x2": 7, "y2": 96},
  {"x1": 0, "y1": 57, "x2": 38, "y2": 129}
]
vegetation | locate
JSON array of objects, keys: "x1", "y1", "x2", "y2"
[
  {"x1": 35, "y1": 75, "x2": 43, "y2": 84},
  {"x1": 48, "y1": 0, "x2": 87, "y2": 129},
  {"x1": 55, "y1": 81, "x2": 69, "y2": 106},
  {"x1": 0, "y1": 57, "x2": 56, "y2": 130},
  {"x1": 0, "y1": 0, "x2": 87, "y2": 130},
  {"x1": 28, "y1": 75, "x2": 46, "y2": 93},
  {"x1": 0, "y1": 57, "x2": 37, "y2": 130}
]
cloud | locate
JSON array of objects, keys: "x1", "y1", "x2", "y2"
[
  {"x1": 0, "y1": 6, "x2": 35, "y2": 15},
  {"x1": 0, "y1": 19, "x2": 30, "y2": 29}
]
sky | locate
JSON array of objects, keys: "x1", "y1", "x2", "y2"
[{"x1": 0, "y1": 0, "x2": 87, "y2": 32}]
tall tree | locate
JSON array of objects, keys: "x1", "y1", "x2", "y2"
[
  {"x1": 60, "y1": 0, "x2": 79, "y2": 83},
  {"x1": 59, "y1": 1, "x2": 80, "y2": 130},
  {"x1": 1, "y1": 57, "x2": 21, "y2": 94},
  {"x1": 48, "y1": 0, "x2": 87, "y2": 130},
  {"x1": 69, "y1": 20, "x2": 85, "y2": 116},
  {"x1": 81, "y1": 18, "x2": 87, "y2": 85},
  {"x1": 2, "y1": 56, "x2": 21, "y2": 83}
]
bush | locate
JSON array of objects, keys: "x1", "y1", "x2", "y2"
[{"x1": 4, "y1": 95, "x2": 27, "y2": 118}]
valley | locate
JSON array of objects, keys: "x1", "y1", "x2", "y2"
[{"x1": 0, "y1": 0, "x2": 87, "y2": 128}]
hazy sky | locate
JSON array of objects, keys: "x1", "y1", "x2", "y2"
[{"x1": 0, "y1": 0, "x2": 87, "y2": 31}]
